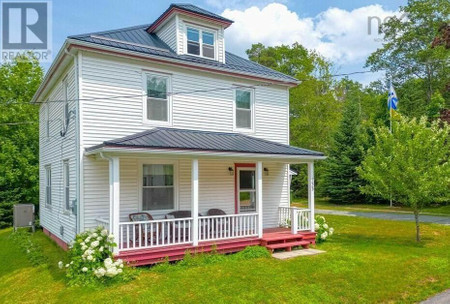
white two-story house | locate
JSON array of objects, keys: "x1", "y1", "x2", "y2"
[{"x1": 32, "y1": 4, "x2": 325, "y2": 264}]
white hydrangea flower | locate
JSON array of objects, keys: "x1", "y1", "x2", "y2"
[
  {"x1": 117, "y1": 268, "x2": 123, "y2": 274},
  {"x1": 108, "y1": 234, "x2": 114, "y2": 241},
  {"x1": 94, "y1": 267, "x2": 106, "y2": 278},
  {"x1": 106, "y1": 267, "x2": 118, "y2": 277},
  {"x1": 87, "y1": 255, "x2": 93, "y2": 261},
  {"x1": 101, "y1": 229, "x2": 108, "y2": 236},
  {"x1": 58, "y1": 261, "x2": 63, "y2": 269},
  {"x1": 329, "y1": 227, "x2": 334, "y2": 235},
  {"x1": 323, "y1": 224, "x2": 329, "y2": 229},
  {"x1": 65, "y1": 264, "x2": 70, "y2": 268},
  {"x1": 91, "y1": 240, "x2": 99, "y2": 248},
  {"x1": 99, "y1": 246, "x2": 104, "y2": 252},
  {"x1": 314, "y1": 223, "x2": 320, "y2": 230},
  {"x1": 82, "y1": 267, "x2": 88, "y2": 272},
  {"x1": 97, "y1": 236, "x2": 102, "y2": 241},
  {"x1": 81, "y1": 245, "x2": 87, "y2": 251},
  {"x1": 321, "y1": 232, "x2": 328, "y2": 240},
  {"x1": 92, "y1": 233, "x2": 98, "y2": 238}
]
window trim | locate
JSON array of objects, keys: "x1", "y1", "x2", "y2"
[
  {"x1": 45, "y1": 165, "x2": 52, "y2": 208},
  {"x1": 138, "y1": 159, "x2": 179, "y2": 216},
  {"x1": 63, "y1": 160, "x2": 70, "y2": 212},
  {"x1": 184, "y1": 24, "x2": 217, "y2": 60},
  {"x1": 233, "y1": 88, "x2": 255, "y2": 133},
  {"x1": 62, "y1": 77, "x2": 69, "y2": 127},
  {"x1": 142, "y1": 72, "x2": 172, "y2": 126},
  {"x1": 44, "y1": 101, "x2": 50, "y2": 139}
]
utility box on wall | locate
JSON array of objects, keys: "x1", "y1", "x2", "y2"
[{"x1": 13, "y1": 204, "x2": 35, "y2": 232}]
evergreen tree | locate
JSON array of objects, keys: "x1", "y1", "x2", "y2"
[{"x1": 322, "y1": 81, "x2": 365, "y2": 204}]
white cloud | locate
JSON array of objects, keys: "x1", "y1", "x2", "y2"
[{"x1": 222, "y1": 3, "x2": 397, "y2": 65}]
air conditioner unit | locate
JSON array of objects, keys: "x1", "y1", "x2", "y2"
[{"x1": 13, "y1": 204, "x2": 35, "y2": 232}]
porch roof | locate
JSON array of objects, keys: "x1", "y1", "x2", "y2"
[{"x1": 85, "y1": 128, "x2": 325, "y2": 160}]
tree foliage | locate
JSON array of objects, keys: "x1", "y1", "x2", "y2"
[
  {"x1": 322, "y1": 81, "x2": 366, "y2": 204},
  {"x1": 358, "y1": 116, "x2": 450, "y2": 241},
  {"x1": 366, "y1": 0, "x2": 450, "y2": 107},
  {"x1": 0, "y1": 56, "x2": 43, "y2": 227}
]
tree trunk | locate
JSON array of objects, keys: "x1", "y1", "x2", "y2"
[{"x1": 414, "y1": 210, "x2": 420, "y2": 242}]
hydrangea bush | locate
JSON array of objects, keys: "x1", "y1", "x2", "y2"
[
  {"x1": 59, "y1": 226, "x2": 132, "y2": 286},
  {"x1": 314, "y1": 215, "x2": 334, "y2": 243}
]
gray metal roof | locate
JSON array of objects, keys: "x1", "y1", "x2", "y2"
[
  {"x1": 68, "y1": 7, "x2": 298, "y2": 84},
  {"x1": 154, "y1": 3, "x2": 234, "y2": 25},
  {"x1": 86, "y1": 128, "x2": 324, "y2": 157}
]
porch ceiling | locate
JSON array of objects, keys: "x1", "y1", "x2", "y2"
[{"x1": 85, "y1": 127, "x2": 326, "y2": 162}]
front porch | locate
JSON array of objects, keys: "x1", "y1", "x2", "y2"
[{"x1": 86, "y1": 128, "x2": 323, "y2": 264}]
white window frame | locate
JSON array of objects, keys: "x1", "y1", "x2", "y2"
[
  {"x1": 233, "y1": 88, "x2": 255, "y2": 133},
  {"x1": 142, "y1": 72, "x2": 172, "y2": 126},
  {"x1": 45, "y1": 165, "x2": 51, "y2": 207},
  {"x1": 184, "y1": 24, "x2": 217, "y2": 60},
  {"x1": 63, "y1": 160, "x2": 70, "y2": 212},
  {"x1": 62, "y1": 77, "x2": 69, "y2": 127},
  {"x1": 237, "y1": 167, "x2": 257, "y2": 213},
  {"x1": 138, "y1": 160, "x2": 178, "y2": 216},
  {"x1": 45, "y1": 101, "x2": 50, "y2": 139}
]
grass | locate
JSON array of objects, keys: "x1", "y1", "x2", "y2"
[
  {"x1": 1, "y1": 215, "x2": 450, "y2": 303},
  {"x1": 293, "y1": 198, "x2": 450, "y2": 216}
]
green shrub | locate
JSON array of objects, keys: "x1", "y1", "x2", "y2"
[
  {"x1": 10, "y1": 229, "x2": 48, "y2": 266},
  {"x1": 233, "y1": 246, "x2": 271, "y2": 260}
]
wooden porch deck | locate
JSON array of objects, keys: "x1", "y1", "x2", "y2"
[{"x1": 117, "y1": 228, "x2": 316, "y2": 266}]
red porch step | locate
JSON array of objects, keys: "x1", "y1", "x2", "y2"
[{"x1": 265, "y1": 240, "x2": 311, "y2": 252}]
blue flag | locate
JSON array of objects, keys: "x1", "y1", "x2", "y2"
[{"x1": 387, "y1": 83, "x2": 398, "y2": 115}]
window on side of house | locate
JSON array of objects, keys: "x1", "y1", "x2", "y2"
[
  {"x1": 63, "y1": 160, "x2": 70, "y2": 211},
  {"x1": 45, "y1": 165, "x2": 52, "y2": 206},
  {"x1": 235, "y1": 89, "x2": 253, "y2": 130},
  {"x1": 45, "y1": 102, "x2": 50, "y2": 138},
  {"x1": 63, "y1": 78, "x2": 69, "y2": 126},
  {"x1": 142, "y1": 164, "x2": 174, "y2": 211},
  {"x1": 145, "y1": 74, "x2": 170, "y2": 122},
  {"x1": 186, "y1": 26, "x2": 215, "y2": 59}
]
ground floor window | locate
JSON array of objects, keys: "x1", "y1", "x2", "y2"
[{"x1": 142, "y1": 164, "x2": 174, "y2": 211}]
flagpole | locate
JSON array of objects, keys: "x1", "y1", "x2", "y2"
[{"x1": 389, "y1": 80, "x2": 393, "y2": 208}]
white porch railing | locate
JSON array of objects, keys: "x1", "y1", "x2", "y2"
[
  {"x1": 198, "y1": 213, "x2": 258, "y2": 242},
  {"x1": 278, "y1": 207, "x2": 311, "y2": 232},
  {"x1": 118, "y1": 218, "x2": 193, "y2": 251}
]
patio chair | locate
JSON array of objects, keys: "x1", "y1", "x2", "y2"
[
  {"x1": 205, "y1": 209, "x2": 228, "y2": 238},
  {"x1": 128, "y1": 212, "x2": 159, "y2": 246}
]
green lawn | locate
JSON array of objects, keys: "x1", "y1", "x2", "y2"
[
  {"x1": 1, "y1": 215, "x2": 449, "y2": 303},
  {"x1": 293, "y1": 198, "x2": 450, "y2": 216}
]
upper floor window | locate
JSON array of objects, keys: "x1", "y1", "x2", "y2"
[
  {"x1": 186, "y1": 27, "x2": 215, "y2": 59},
  {"x1": 235, "y1": 89, "x2": 254, "y2": 131},
  {"x1": 145, "y1": 73, "x2": 171, "y2": 123},
  {"x1": 63, "y1": 78, "x2": 69, "y2": 126}
]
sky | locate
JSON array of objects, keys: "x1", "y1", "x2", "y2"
[{"x1": 47, "y1": 0, "x2": 408, "y2": 85}]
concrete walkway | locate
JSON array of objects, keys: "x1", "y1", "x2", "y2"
[
  {"x1": 420, "y1": 289, "x2": 450, "y2": 304},
  {"x1": 317, "y1": 209, "x2": 450, "y2": 225}
]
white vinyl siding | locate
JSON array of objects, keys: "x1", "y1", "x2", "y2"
[
  {"x1": 79, "y1": 53, "x2": 288, "y2": 147},
  {"x1": 63, "y1": 77, "x2": 69, "y2": 128},
  {"x1": 155, "y1": 16, "x2": 177, "y2": 51},
  {"x1": 39, "y1": 63, "x2": 77, "y2": 243}
]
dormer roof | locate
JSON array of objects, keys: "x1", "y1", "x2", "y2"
[{"x1": 147, "y1": 3, "x2": 233, "y2": 33}]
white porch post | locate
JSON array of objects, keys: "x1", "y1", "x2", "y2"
[
  {"x1": 307, "y1": 162, "x2": 315, "y2": 232},
  {"x1": 109, "y1": 157, "x2": 120, "y2": 254},
  {"x1": 291, "y1": 207, "x2": 298, "y2": 235},
  {"x1": 256, "y1": 161, "x2": 263, "y2": 238},
  {"x1": 191, "y1": 159, "x2": 199, "y2": 246}
]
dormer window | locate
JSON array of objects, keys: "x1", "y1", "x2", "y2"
[{"x1": 186, "y1": 26, "x2": 215, "y2": 59}]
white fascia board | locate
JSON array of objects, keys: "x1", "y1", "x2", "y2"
[{"x1": 85, "y1": 146, "x2": 326, "y2": 162}]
